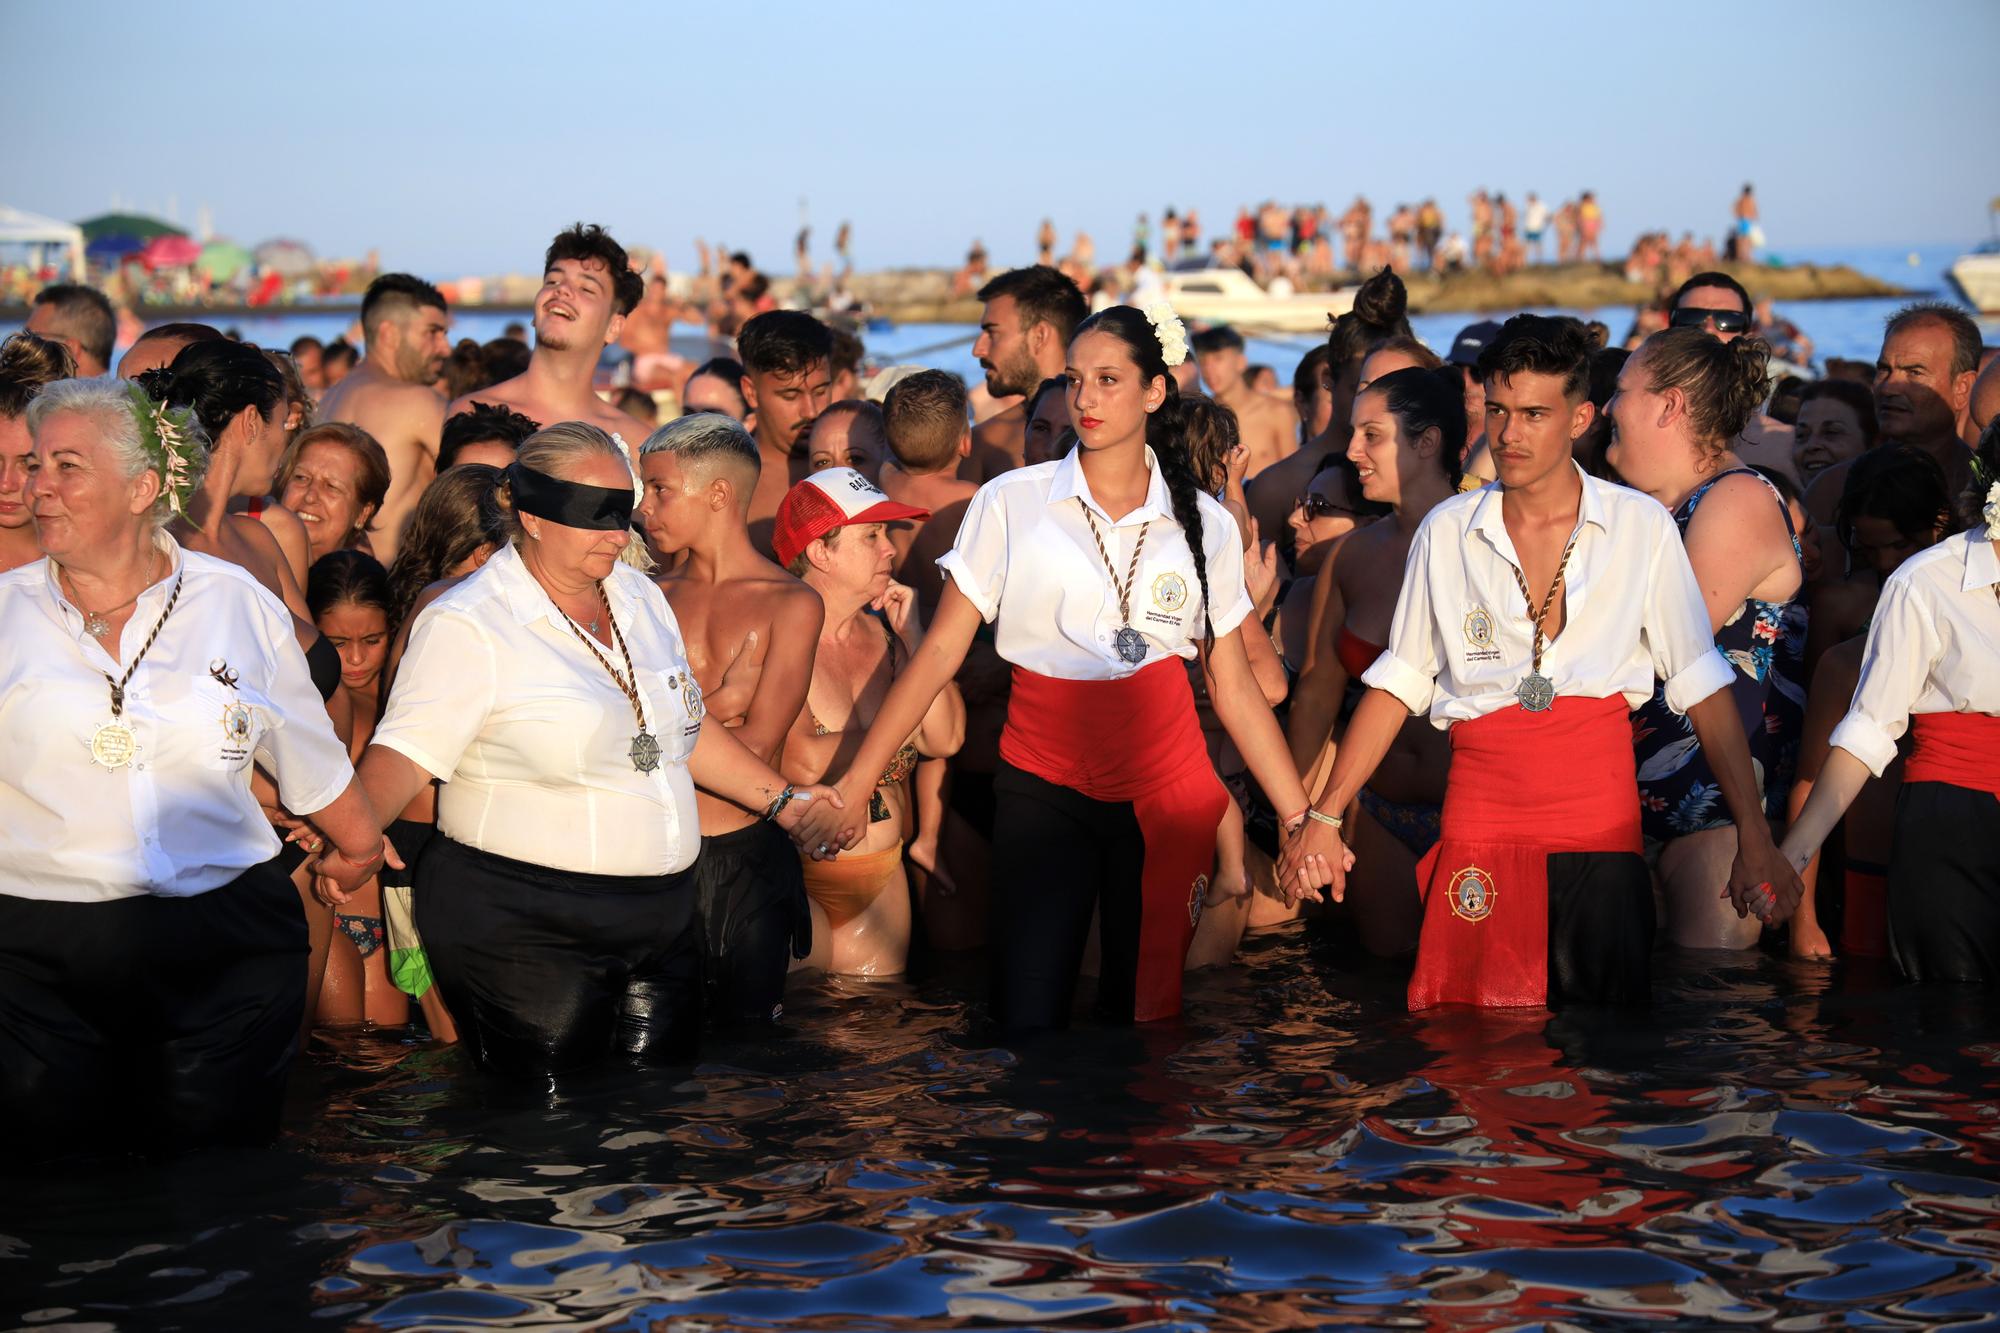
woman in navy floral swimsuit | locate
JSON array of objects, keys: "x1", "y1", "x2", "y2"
[{"x1": 1606, "y1": 328, "x2": 1804, "y2": 949}]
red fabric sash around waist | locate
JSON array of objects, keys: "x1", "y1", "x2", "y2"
[
  {"x1": 1408, "y1": 694, "x2": 1641, "y2": 1011},
  {"x1": 1905, "y1": 712, "x2": 2000, "y2": 797},
  {"x1": 1000, "y1": 660, "x2": 1227, "y2": 1023}
]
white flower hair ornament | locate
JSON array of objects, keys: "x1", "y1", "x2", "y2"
[
  {"x1": 1983, "y1": 479, "x2": 2000, "y2": 540},
  {"x1": 125, "y1": 381, "x2": 202, "y2": 517},
  {"x1": 1141, "y1": 301, "x2": 1190, "y2": 368}
]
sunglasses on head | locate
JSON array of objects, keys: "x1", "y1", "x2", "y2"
[{"x1": 1669, "y1": 306, "x2": 1750, "y2": 335}]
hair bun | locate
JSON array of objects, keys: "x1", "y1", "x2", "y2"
[{"x1": 1352, "y1": 268, "x2": 1409, "y2": 329}]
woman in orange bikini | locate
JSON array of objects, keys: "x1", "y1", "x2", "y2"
[{"x1": 776, "y1": 469, "x2": 965, "y2": 976}]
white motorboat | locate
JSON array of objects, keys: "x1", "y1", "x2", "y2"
[
  {"x1": 1948, "y1": 239, "x2": 2000, "y2": 314},
  {"x1": 1158, "y1": 263, "x2": 1357, "y2": 335}
]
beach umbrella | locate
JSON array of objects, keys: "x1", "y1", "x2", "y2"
[
  {"x1": 85, "y1": 233, "x2": 147, "y2": 264},
  {"x1": 139, "y1": 234, "x2": 202, "y2": 269},
  {"x1": 197, "y1": 240, "x2": 253, "y2": 283},
  {"x1": 78, "y1": 212, "x2": 185, "y2": 244},
  {"x1": 253, "y1": 237, "x2": 315, "y2": 276}
]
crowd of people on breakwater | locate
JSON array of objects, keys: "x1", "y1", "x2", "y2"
[{"x1": 2, "y1": 220, "x2": 1996, "y2": 1153}]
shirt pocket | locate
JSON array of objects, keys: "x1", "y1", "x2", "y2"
[
  {"x1": 166, "y1": 673, "x2": 271, "y2": 773},
  {"x1": 654, "y1": 667, "x2": 704, "y2": 763}
]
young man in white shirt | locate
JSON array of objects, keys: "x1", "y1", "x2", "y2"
[{"x1": 1281, "y1": 315, "x2": 1801, "y2": 1009}]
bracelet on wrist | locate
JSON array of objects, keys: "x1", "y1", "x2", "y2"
[
  {"x1": 763, "y1": 784, "x2": 796, "y2": 821},
  {"x1": 1306, "y1": 808, "x2": 1344, "y2": 831}
]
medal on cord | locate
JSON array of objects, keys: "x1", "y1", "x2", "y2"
[
  {"x1": 552, "y1": 585, "x2": 662, "y2": 773},
  {"x1": 1508, "y1": 527, "x2": 1580, "y2": 713},
  {"x1": 86, "y1": 571, "x2": 185, "y2": 769},
  {"x1": 1077, "y1": 498, "x2": 1152, "y2": 666}
]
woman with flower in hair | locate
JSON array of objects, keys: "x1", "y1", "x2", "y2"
[
  {"x1": 1782, "y1": 421, "x2": 2000, "y2": 984},
  {"x1": 0, "y1": 377, "x2": 385, "y2": 1150},
  {"x1": 796, "y1": 305, "x2": 1317, "y2": 1031}
]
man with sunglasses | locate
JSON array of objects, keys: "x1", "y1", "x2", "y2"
[{"x1": 1667, "y1": 271, "x2": 1799, "y2": 485}]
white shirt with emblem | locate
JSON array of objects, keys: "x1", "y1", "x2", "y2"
[
  {"x1": 937, "y1": 446, "x2": 1253, "y2": 681},
  {"x1": 1361, "y1": 466, "x2": 1733, "y2": 727},
  {"x1": 1828, "y1": 530, "x2": 2000, "y2": 776},
  {"x1": 0, "y1": 536, "x2": 355, "y2": 903},
  {"x1": 372, "y1": 542, "x2": 705, "y2": 876}
]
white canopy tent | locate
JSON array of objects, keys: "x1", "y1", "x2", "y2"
[{"x1": 0, "y1": 206, "x2": 87, "y2": 281}]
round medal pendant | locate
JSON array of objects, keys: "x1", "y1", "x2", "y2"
[
  {"x1": 1114, "y1": 626, "x2": 1148, "y2": 665},
  {"x1": 90, "y1": 719, "x2": 138, "y2": 769},
  {"x1": 630, "y1": 729, "x2": 662, "y2": 773},
  {"x1": 1515, "y1": 671, "x2": 1556, "y2": 713}
]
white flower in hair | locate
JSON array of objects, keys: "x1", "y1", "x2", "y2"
[
  {"x1": 1141, "y1": 301, "x2": 1189, "y2": 367},
  {"x1": 1984, "y1": 480, "x2": 2000, "y2": 540}
]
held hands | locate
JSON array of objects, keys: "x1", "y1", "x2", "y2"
[
  {"x1": 776, "y1": 784, "x2": 848, "y2": 860},
  {"x1": 308, "y1": 834, "x2": 404, "y2": 908},
  {"x1": 1720, "y1": 825, "x2": 1804, "y2": 925},
  {"x1": 1274, "y1": 811, "x2": 1356, "y2": 906}
]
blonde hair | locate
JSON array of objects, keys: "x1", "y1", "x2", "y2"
[{"x1": 499, "y1": 420, "x2": 652, "y2": 570}]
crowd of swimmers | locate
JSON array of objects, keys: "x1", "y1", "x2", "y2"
[{"x1": 2, "y1": 220, "x2": 1996, "y2": 1152}]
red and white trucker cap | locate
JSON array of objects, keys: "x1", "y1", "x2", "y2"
[{"x1": 772, "y1": 467, "x2": 931, "y2": 567}]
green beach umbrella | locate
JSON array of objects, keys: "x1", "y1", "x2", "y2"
[
  {"x1": 197, "y1": 240, "x2": 253, "y2": 283},
  {"x1": 77, "y1": 212, "x2": 186, "y2": 244}
]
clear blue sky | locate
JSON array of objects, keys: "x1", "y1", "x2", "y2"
[{"x1": 4, "y1": 0, "x2": 1994, "y2": 280}]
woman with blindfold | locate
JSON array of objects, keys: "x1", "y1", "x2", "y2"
[{"x1": 339, "y1": 423, "x2": 838, "y2": 1078}]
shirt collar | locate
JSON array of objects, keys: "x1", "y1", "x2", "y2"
[
  {"x1": 1960, "y1": 530, "x2": 2000, "y2": 592},
  {"x1": 1047, "y1": 445, "x2": 1171, "y2": 526},
  {"x1": 42, "y1": 529, "x2": 186, "y2": 622},
  {"x1": 1469, "y1": 461, "x2": 1609, "y2": 551},
  {"x1": 491, "y1": 540, "x2": 640, "y2": 627}
]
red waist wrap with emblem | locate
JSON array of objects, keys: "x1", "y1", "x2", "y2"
[
  {"x1": 1001, "y1": 659, "x2": 1229, "y2": 1022},
  {"x1": 1905, "y1": 712, "x2": 2000, "y2": 797},
  {"x1": 1408, "y1": 694, "x2": 1641, "y2": 1010}
]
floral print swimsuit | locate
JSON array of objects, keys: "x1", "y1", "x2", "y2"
[{"x1": 1633, "y1": 468, "x2": 1802, "y2": 843}]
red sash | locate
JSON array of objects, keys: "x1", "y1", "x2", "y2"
[
  {"x1": 1408, "y1": 695, "x2": 1641, "y2": 1010},
  {"x1": 1002, "y1": 660, "x2": 1228, "y2": 1022},
  {"x1": 1905, "y1": 713, "x2": 2000, "y2": 797}
]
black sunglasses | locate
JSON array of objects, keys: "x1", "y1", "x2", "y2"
[
  {"x1": 1669, "y1": 306, "x2": 1750, "y2": 335},
  {"x1": 1298, "y1": 493, "x2": 1359, "y2": 520}
]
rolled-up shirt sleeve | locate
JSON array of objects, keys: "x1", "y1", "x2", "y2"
[
  {"x1": 1827, "y1": 572, "x2": 1938, "y2": 776},
  {"x1": 254, "y1": 607, "x2": 355, "y2": 817},
  {"x1": 1643, "y1": 520, "x2": 1734, "y2": 715},
  {"x1": 1361, "y1": 518, "x2": 1442, "y2": 716},
  {"x1": 371, "y1": 607, "x2": 498, "y2": 780},
  {"x1": 935, "y1": 484, "x2": 1008, "y2": 622}
]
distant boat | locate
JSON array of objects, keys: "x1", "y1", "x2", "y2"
[
  {"x1": 1948, "y1": 240, "x2": 2000, "y2": 313},
  {"x1": 1159, "y1": 263, "x2": 1357, "y2": 335}
]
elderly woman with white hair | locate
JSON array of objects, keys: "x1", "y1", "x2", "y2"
[
  {"x1": 0, "y1": 376, "x2": 385, "y2": 1151},
  {"x1": 351, "y1": 421, "x2": 840, "y2": 1079}
]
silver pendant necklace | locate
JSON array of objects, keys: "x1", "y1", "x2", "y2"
[
  {"x1": 1507, "y1": 526, "x2": 1580, "y2": 713},
  {"x1": 1077, "y1": 499, "x2": 1152, "y2": 665}
]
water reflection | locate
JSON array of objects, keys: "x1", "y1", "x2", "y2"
[{"x1": 4, "y1": 928, "x2": 1996, "y2": 1328}]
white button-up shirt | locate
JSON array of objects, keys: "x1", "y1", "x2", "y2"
[
  {"x1": 0, "y1": 537, "x2": 355, "y2": 902},
  {"x1": 372, "y1": 543, "x2": 705, "y2": 877},
  {"x1": 1362, "y1": 467, "x2": 1733, "y2": 727},
  {"x1": 937, "y1": 446, "x2": 1254, "y2": 681},
  {"x1": 1829, "y1": 531, "x2": 2000, "y2": 776}
]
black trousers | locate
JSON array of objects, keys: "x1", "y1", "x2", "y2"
[
  {"x1": 692, "y1": 820, "x2": 810, "y2": 1026},
  {"x1": 0, "y1": 858, "x2": 306, "y2": 1151},
  {"x1": 988, "y1": 761, "x2": 1147, "y2": 1031},
  {"x1": 1889, "y1": 781, "x2": 2000, "y2": 985},
  {"x1": 415, "y1": 835, "x2": 701, "y2": 1078},
  {"x1": 1546, "y1": 850, "x2": 1655, "y2": 1007}
]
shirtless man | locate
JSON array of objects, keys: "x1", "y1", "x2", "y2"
[
  {"x1": 637, "y1": 412, "x2": 824, "y2": 1024},
  {"x1": 1661, "y1": 271, "x2": 1798, "y2": 488},
  {"x1": 318, "y1": 274, "x2": 450, "y2": 560},
  {"x1": 965, "y1": 265, "x2": 1086, "y2": 481},
  {"x1": 737, "y1": 310, "x2": 833, "y2": 555},
  {"x1": 449, "y1": 226, "x2": 643, "y2": 471},
  {"x1": 1192, "y1": 326, "x2": 1300, "y2": 479},
  {"x1": 619, "y1": 274, "x2": 685, "y2": 393},
  {"x1": 1805, "y1": 302, "x2": 1982, "y2": 524}
]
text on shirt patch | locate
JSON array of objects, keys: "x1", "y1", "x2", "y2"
[
  {"x1": 1463, "y1": 607, "x2": 1502, "y2": 663},
  {"x1": 1447, "y1": 864, "x2": 1497, "y2": 922},
  {"x1": 218, "y1": 700, "x2": 253, "y2": 764},
  {"x1": 1144, "y1": 571, "x2": 1190, "y2": 629}
]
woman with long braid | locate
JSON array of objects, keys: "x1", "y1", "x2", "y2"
[{"x1": 796, "y1": 305, "x2": 1316, "y2": 1031}]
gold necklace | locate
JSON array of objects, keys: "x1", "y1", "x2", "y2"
[
  {"x1": 86, "y1": 570, "x2": 185, "y2": 769},
  {"x1": 61, "y1": 554, "x2": 159, "y2": 640}
]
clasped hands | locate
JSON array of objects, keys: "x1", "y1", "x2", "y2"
[{"x1": 1274, "y1": 808, "x2": 1357, "y2": 907}]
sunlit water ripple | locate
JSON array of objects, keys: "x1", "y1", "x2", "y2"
[{"x1": 4, "y1": 929, "x2": 1997, "y2": 1331}]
